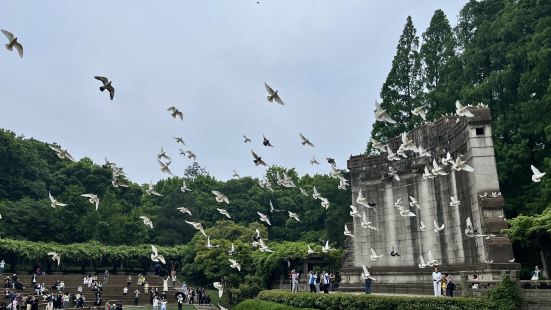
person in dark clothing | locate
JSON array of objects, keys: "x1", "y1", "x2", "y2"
[
  {"x1": 31, "y1": 298, "x2": 38, "y2": 310},
  {"x1": 446, "y1": 277, "x2": 457, "y2": 297}
]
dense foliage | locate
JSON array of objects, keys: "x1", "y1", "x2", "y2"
[
  {"x1": 257, "y1": 290, "x2": 496, "y2": 310},
  {"x1": 368, "y1": 0, "x2": 551, "y2": 270},
  {"x1": 484, "y1": 275, "x2": 521, "y2": 310},
  {"x1": 0, "y1": 129, "x2": 351, "y2": 247},
  {"x1": 233, "y1": 299, "x2": 317, "y2": 310}
]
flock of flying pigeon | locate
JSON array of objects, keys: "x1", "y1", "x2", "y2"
[{"x1": 3, "y1": 27, "x2": 546, "y2": 297}]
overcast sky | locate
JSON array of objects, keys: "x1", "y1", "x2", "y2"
[{"x1": 0, "y1": 1, "x2": 467, "y2": 183}]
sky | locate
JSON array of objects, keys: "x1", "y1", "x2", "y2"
[{"x1": 0, "y1": 0, "x2": 468, "y2": 183}]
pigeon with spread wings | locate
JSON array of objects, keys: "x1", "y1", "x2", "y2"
[
  {"x1": 94, "y1": 76, "x2": 115, "y2": 100},
  {"x1": 264, "y1": 83, "x2": 285, "y2": 105}
]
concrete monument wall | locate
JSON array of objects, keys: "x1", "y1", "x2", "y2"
[{"x1": 340, "y1": 107, "x2": 518, "y2": 294}]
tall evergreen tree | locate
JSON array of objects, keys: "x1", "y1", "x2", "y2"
[
  {"x1": 420, "y1": 10, "x2": 460, "y2": 119},
  {"x1": 368, "y1": 16, "x2": 422, "y2": 150}
]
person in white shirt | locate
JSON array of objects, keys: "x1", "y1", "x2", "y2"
[
  {"x1": 531, "y1": 266, "x2": 541, "y2": 280},
  {"x1": 0, "y1": 260, "x2": 5, "y2": 274},
  {"x1": 322, "y1": 271, "x2": 330, "y2": 294},
  {"x1": 291, "y1": 270, "x2": 299, "y2": 293},
  {"x1": 432, "y1": 267, "x2": 442, "y2": 296},
  {"x1": 123, "y1": 286, "x2": 128, "y2": 295}
]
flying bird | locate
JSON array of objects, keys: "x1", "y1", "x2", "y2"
[
  {"x1": 81, "y1": 193, "x2": 100, "y2": 211},
  {"x1": 173, "y1": 137, "x2": 186, "y2": 145},
  {"x1": 232, "y1": 170, "x2": 240, "y2": 179},
  {"x1": 212, "y1": 191, "x2": 230, "y2": 204},
  {"x1": 344, "y1": 224, "x2": 354, "y2": 238},
  {"x1": 177, "y1": 207, "x2": 192, "y2": 216},
  {"x1": 229, "y1": 259, "x2": 241, "y2": 271},
  {"x1": 371, "y1": 138, "x2": 387, "y2": 153},
  {"x1": 150, "y1": 245, "x2": 166, "y2": 264},
  {"x1": 531, "y1": 165, "x2": 546, "y2": 183},
  {"x1": 262, "y1": 135, "x2": 274, "y2": 147},
  {"x1": 409, "y1": 196, "x2": 420, "y2": 209},
  {"x1": 139, "y1": 216, "x2": 153, "y2": 229},
  {"x1": 451, "y1": 156, "x2": 474, "y2": 172},
  {"x1": 309, "y1": 156, "x2": 320, "y2": 165},
  {"x1": 185, "y1": 150, "x2": 196, "y2": 161},
  {"x1": 432, "y1": 159, "x2": 448, "y2": 176},
  {"x1": 47, "y1": 252, "x2": 61, "y2": 266},
  {"x1": 412, "y1": 106, "x2": 427, "y2": 121},
  {"x1": 49, "y1": 192, "x2": 68, "y2": 208},
  {"x1": 322, "y1": 240, "x2": 331, "y2": 253},
  {"x1": 374, "y1": 101, "x2": 396, "y2": 124},
  {"x1": 326, "y1": 158, "x2": 336, "y2": 166},
  {"x1": 158, "y1": 160, "x2": 174, "y2": 176},
  {"x1": 1, "y1": 29, "x2": 23, "y2": 57},
  {"x1": 450, "y1": 196, "x2": 461, "y2": 207},
  {"x1": 312, "y1": 186, "x2": 322, "y2": 200},
  {"x1": 242, "y1": 135, "x2": 252, "y2": 143},
  {"x1": 217, "y1": 208, "x2": 231, "y2": 219},
  {"x1": 259, "y1": 239, "x2": 273, "y2": 253},
  {"x1": 320, "y1": 197, "x2": 330, "y2": 210},
  {"x1": 146, "y1": 182, "x2": 163, "y2": 196},
  {"x1": 251, "y1": 150, "x2": 267, "y2": 166},
  {"x1": 264, "y1": 83, "x2": 285, "y2": 105},
  {"x1": 257, "y1": 211, "x2": 271, "y2": 226},
  {"x1": 269, "y1": 200, "x2": 283, "y2": 213},
  {"x1": 206, "y1": 236, "x2": 219, "y2": 249},
  {"x1": 167, "y1": 106, "x2": 184, "y2": 120},
  {"x1": 180, "y1": 181, "x2": 192, "y2": 193},
  {"x1": 157, "y1": 147, "x2": 171, "y2": 161},
  {"x1": 433, "y1": 220, "x2": 445, "y2": 233},
  {"x1": 213, "y1": 282, "x2": 224, "y2": 298},
  {"x1": 465, "y1": 217, "x2": 474, "y2": 237},
  {"x1": 349, "y1": 205, "x2": 361, "y2": 218},
  {"x1": 185, "y1": 220, "x2": 207, "y2": 237},
  {"x1": 441, "y1": 152, "x2": 453, "y2": 166},
  {"x1": 307, "y1": 245, "x2": 317, "y2": 255},
  {"x1": 419, "y1": 221, "x2": 427, "y2": 232},
  {"x1": 228, "y1": 243, "x2": 236, "y2": 256},
  {"x1": 48, "y1": 144, "x2": 76, "y2": 162},
  {"x1": 288, "y1": 211, "x2": 301, "y2": 222},
  {"x1": 356, "y1": 189, "x2": 371, "y2": 209},
  {"x1": 455, "y1": 101, "x2": 474, "y2": 117},
  {"x1": 370, "y1": 248, "x2": 383, "y2": 261},
  {"x1": 299, "y1": 133, "x2": 315, "y2": 147},
  {"x1": 94, "y1": 76, "x2": 115, "y2": 100}
]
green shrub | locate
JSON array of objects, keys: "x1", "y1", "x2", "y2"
[
  {"x1": 257, "y1": 290, "x2": 501, "y2": 310},
  {"x1": 484, "y1": 275, "x2": 520, "y2": 310},
  {"x1": 233, "y1": 299, "x2": 317, "y2": 310}
]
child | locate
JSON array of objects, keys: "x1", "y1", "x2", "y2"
[{"x1": 447, "y1": 276, "x2": 456, "y2": 297}]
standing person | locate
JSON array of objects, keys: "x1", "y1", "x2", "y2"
[
  {"x1": 63, "y1": 293, "x2": 69, "y2": 309},
  {"x1": 308, "y1": 271, "x2": 316, "y2": 293},
  {"x1": 176, "y1": 294, "x2": 183, "y2": 310},
  {"x1": 162, "y1": 276, "x2": 168, "y2": 293},
  {"x1": 171, "y1": 275, "x2": 176, "y2": 288},
  {"x1": 531, "y1": 266, "x2": 541, "y2": 281},
  {"x1": 315, "y1": 272, "x2": 321, "y2": 292},
  {"x1": 291, "y1": 270, "x2": 299, "y2": 293},
  {"x1": 432, "y1": 267, "x2": 442, "y2": 297},
  {"x1": 30, "y1": 296, "x2": 38, "y2": 310},
  {"x1": 441, "y1": 274, "x2": 448, "y2": 296},
  {"x1": 0, "y1": 260, "x2": 5, "y2": 275},
  {"x1": 31, "y1": 274, "x2": 37, "y2": 288},
  {"x1": 446, "y1": 276, "x2": 456, "y2": 297},
  {"x1": 127, "y1": 275, "x2": 132, "y2": 287},
  {"x1": 25, "y1": 295, "x2": 32, "y2": 310},
  {"x1": 160, "y1": 297, "x2": 167, "y2": 310},
  {"x1": 322, "y1": 271, "x2": 330, "y2": 294},
  {"x1": 362, "y1": 267, "x2": 375, "y2": 294},
  {"x1": 152, "y1": 296, "x2": 159, "y2": 310},
  {"x1": 143, "y1": 282, "x2": 149, "y2": 294},
  {"x1": 122, "y1": 287, "x2": 128, "y2": 296},
  {"x1": 133, "y1": 289, "x2": 140, "y2": 306},
  {"x1": 103, "y1": 270, "x2": 109, "y2": 285}
]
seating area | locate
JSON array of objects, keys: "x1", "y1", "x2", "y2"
[{"x1": 3, "y1": 273, "x2": 179, "y2": 306}]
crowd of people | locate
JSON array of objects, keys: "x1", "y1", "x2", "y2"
[
  {"x1": 177, "y1": 282, "x2": 211, "y2": 306},
  {"x1": 289, "y1": 269, "x2": 340, "y2": 293}
]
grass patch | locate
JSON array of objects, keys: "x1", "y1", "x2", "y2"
[{"x1": 234, "y1": 299, "x2": 317, "y2": 310}]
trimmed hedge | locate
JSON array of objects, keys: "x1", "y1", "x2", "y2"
[
  {"x1": 233, "y1": 299, "x2": 317, "y2": 310},
  {"x1": 257, "y1": 290, "x2": 500, "y2": 310}
]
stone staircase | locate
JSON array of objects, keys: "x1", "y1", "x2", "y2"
[{"x1": 9, "y1": 273, "x2": 178, "y2": 306}]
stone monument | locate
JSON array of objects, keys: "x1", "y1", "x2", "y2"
[{"x1": 339, "y1": 107, "x2": 518, "y2": 294}]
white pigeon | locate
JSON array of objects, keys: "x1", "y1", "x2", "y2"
[
  {"x1": 320, "y1": 197, "x2": 330, "y2": 210},
  {"x1": 229, "y1": 259, "x2": 241, "y2": 271},
  {"x1": 217, "y1": 208, "x2": 231, "y2": 219},
  {"x1": 422, "y1": 166, "x2": 435, "y2": 180},
  {"x1": 432, "y1": 159, "x2": 448, "y2": 176},
  {"x1": 455, "y1": 100, "x2": 474, "y2": 117},
  {"x1": 47, "y1": 252, "x2": 61, "y2": 266},
  {"x1": 206, "y1": 236, "x2": 219, "y2": 249},
  {"x1": 360, "y1": 212, "x2": 371, "y2": 229},
  {"x1": 257, "y1": 211, "x2": 271, "y2": 226},
  {"x1": 387, "y1": 147, "x2": 400, "y2": 161},
  {"x1": 299, "y1": 133, "x2": 315, "y2": 147},
  {"x1": 310, "y1": 156, "x2": 320, "y2": 165},
  {"x1": 450, "y1": 196, "x2": 461, "y2": 207},
  {"x1": 387, "y1": 167, "x2": 400, "y2": 181},
  {"x1": 362, "y1": 265, "x2": 376, "y2": 281},
  {"x1": 180, "y1": 181, "x2": 192, "y2": 192},
  {"x1": 185, "y1": 220, "x2": 207, "y2": 237},
  {"x1": 401, "y1": 133, "x2": 418, "y2": 152},
  {"x1": 150, "y1": 245, "x2": 166, "y2": 264},
  {"x1": 508, "y1": 258, "x2": 515, "y2": 263},
  {"x1": 412, "y1": 106, "x2": 427, "y2": 121},
  {"x1": 81, "y1": 193, "x2": 100, "y2": 211},
  {"x1": 49, "y1": 192, "x2": 68, "y2": 208},
  {"x1": 374, "y1": 101, "x2": 396, "y2": 124},
  {"x1": 322, "y1": 240, "x2": 330, "y2": 253},
  {"x1": 212, "y1": 191, "x2": 230, "y2": 204},
  {"x1": 213, "y1": 282, "x2": 224, "y2": 298},
  {"x1": 337, "y1": 178, "x2": 349, "y2": 190},
  {"x1": 371, "y1": 138, "x2": 387, "y2": 153},
  {"x1": 427, "y1": 250, "x2": 440, "y2": 266},
  {"x1": 219, "y1": 304, "x2": 228, "y2": 310},
  {"x1": 312, "y1": 186, "x2": 322, "y2": 200},
  {"x1": 146, "y1": 182, "x2": 163, "y2": 196},
  {"x1": 228, "y1": 243, "x2": 236, "y2": 256},
  {"x1": 419, "y1": 221, "x2": 427, "y2": 232},
  {"x1": 158, "y1": 160, "x2": 174, "y2": 176},
  {"x1": 349, "y1": 205, "x2": 361, "y2": 218},
  {"x1": 48, "y1": 144, "x2": 76, "y2": 162},
  {"x1": 409, "y1": 196, "x2": 420, "y2": 209},
  {"x1": 441, "y1": 152, "x2": 454, "y2": 166},
  {"x1": 177, "y1": 207, "x2": 192, "y2": 216},
  {"x1": 288, "y1": 211, "x2": 301, "y2": 222},
  {"x1": 299, "y1": 187, "x2": 309, "y2": 196},
  {"x1": 465, "y1": 217, "x2": 474, "y2": 237},
  {"x1": 269, "y1": 200, "x2": 283, "y2": 213},
  {"x1": 344, "y1": 224, "x2": 354, "y2": 238},
  {"x1": 399, "y1": 208, "x2": 416, "y2": 217},
  {"x1": 264, "y1": 83, "x2": 285, "y2": 105},
  {"x1": 485, "y1": 259, "x2": 494, "y2": 264},
  {"x1": 370, "y1": 248, "x2": 383, "y2": 261},
  {"x1": 416, "y1": 145, "x2": 431, "y2": 157},
  {"x1": 140, "y1": 216, "x2": 153, "y2": 229},
  {"x1": 307, "y1": 245, "x2": 317, "y2": 255},
  {"x1": 433, "y1": 220, "x2": 445, "y2": 232},
  {"x1": 531, "y1": 165, "x2": 546, "y2": 182},
  {"x1": 356, "y1": 190, "x2": 371, "y2": 209},
  {"x1": 394, "y1": 198, "x2": 403, "y2": 209},
  {"x1": 452, "y1": 156, "x2": 474, "y2": 172},
  {"x1": 281, "y1": 172, "x2": 296, "y2": 188},
  {"x1": 259, "y1": 239, "x2": 273, "y2": 253},
  {"x1": 1, "y1": 29, "x2": 24, "y2": 57},
  {"x1": 418, "y1": 255, "x2": 427, "y2": 268}
]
